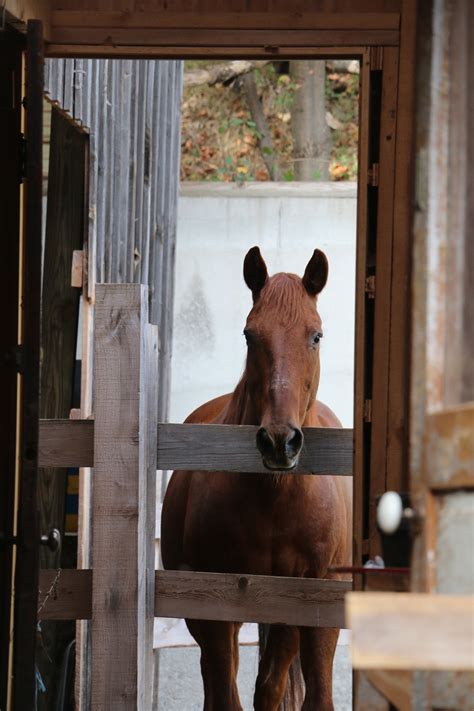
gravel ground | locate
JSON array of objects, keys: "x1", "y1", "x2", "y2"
[{"x1": 157, "y1": 640, "x2": 351, "y2": 710}]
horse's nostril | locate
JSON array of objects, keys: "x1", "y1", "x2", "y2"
[
  {"x1": 286, "y1": 428, "x2": 303, "y2": 457},
  {"x1": 256, "y1": 427, "x2": 273, "y2": 455}
]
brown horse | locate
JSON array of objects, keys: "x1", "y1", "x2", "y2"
[{"x1": 161, "y1": 247, "x2": 352, "y2": 711}]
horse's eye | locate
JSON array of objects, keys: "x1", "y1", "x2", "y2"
[{"x1": 312, "y1": 332, "x2": 323, "y2": 347}]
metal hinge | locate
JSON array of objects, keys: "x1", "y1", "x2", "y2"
[
  {"x1": 363, "y1": 399, "x2": 372, "y2": 423},
  {"x1": 368, "y1": 163, "x2": 379, "y2": 187},
  {"x1": 365, "y1": 275, "x2": 376, "y2": 299},
  {"x1": 19, "y1": 133, "x2": 26, "y2": 183}
]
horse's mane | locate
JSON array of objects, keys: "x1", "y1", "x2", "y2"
[{"x1": 255, "y1": 272, "x2": 309, "y2": 329}]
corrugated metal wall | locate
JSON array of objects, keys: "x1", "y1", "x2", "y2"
[{"x1": 44, "y1": 58, "x2": 183, "y2": 421}]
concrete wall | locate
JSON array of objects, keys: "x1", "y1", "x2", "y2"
[{"x1": 170, "y1": 181, "x2": 357, "y2": 428}]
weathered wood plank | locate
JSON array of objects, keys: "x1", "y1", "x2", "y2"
[
  {"x1": 91, "y1": 284, "x2": 151, "y2": 710},
  {"x1": 139, "y1": 324, "x2": 159, "y2": 710},
  {"x1": 50, "y1": 11, "x2": 400, "y2": 31},
  {"x1": 39, "y1": 420, "x2": 353, "y2": 474},
  {"x1": 425, "y1": 404, "x2": 474, "y2": 490},
  {"x1": 37, "y1": 568, "x2": 350, "y2": 629},
  {"x1": 157, "y1": 423, "x2": 353, "y2": 474},
  {"x1": 155, "y1": 570, "x2": 350, "y2": 628},
  {"x1": 38, "y1": 569, "x2": 92, "y2": 620},
  {"x1": 347, "y1": 592, "x2": 474, "y2": 671}
]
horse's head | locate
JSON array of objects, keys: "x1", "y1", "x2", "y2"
[{"x1": 243, "y1": 246, "x2": 328, "y2": 471}]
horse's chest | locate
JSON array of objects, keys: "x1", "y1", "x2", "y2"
[{"x1": 183, "y1": 474, "x2": 333, "y2": 576}]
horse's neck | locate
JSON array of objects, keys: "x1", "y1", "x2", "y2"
[{"x1": 220, "y1": 375, "x2": 254, "y2": 425}]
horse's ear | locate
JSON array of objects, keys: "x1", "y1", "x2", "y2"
[
  {"x1": 244, "y1": 246, "x2": 268, "y2": 301},
  {"x1": 302, "y1": 249, "x2": 328, "y2": 297}
]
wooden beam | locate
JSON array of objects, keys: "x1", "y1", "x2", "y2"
[
  {"x1": 5, "y1": 0, "x2": 51, "y2": 38},
  {"x1": 45, "y1": 45, "x2": 368, "y2": 60},
  {"x1": 48, "y1": 28, "x2": 399, "y2": 49},
  {"x1": 39, "y1": 419, "x2": 93, "y2": 468},
  {"x1": 38, "y1": 569, "x2": 350, "y2": 629},
  {"x1": 155, "y1": 570, "x2": 350, "y2": 628},
  {"x1": 50, "y1": 11, "x2": 400, "y2": 31},
  {"x1": 39, "y1": 419, "x2": 353, "y2": 475},
  {"x1": 347, "y1": 592, "x2": 474, "y2": 671},
  {"x1": 157, "y1": 423, "x2": 352, "y2": 474},
  {"x1": 91, "y1": 284, "x2": 156, "y2": 710},
  {"x1": 38, "y1": 569, "x2": 92, "y2": 620}
]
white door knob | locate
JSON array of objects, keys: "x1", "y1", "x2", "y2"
[{"x1": 377, "y1": 491, "x2": 403, "y2": 534}]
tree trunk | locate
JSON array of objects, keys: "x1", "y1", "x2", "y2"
[
  {"x1": 242, "y1": 72, "x2": 280, "y2": 180},
  {"x1": 290, "y1": 60, "x2": 331, "y2": 181}
]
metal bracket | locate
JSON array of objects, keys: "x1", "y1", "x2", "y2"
[{"x1": 365, "y1": 275, "x2": 376, "y2": 299}]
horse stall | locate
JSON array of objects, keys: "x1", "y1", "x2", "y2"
[{"x1": 1, "y1": 2, "x2": 472, "y2": 711}]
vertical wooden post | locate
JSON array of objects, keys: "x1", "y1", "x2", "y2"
[{"x1": 91, "y1": 284, "x2": 157, "y2": 709}]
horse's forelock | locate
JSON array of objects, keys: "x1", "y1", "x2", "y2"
[{"x1": 254, "y1": 272, "x2": 311, "y2": 327}]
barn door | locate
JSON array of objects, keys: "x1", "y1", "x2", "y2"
[{"x1": 11, "y1": 19, "x2": 44, "y2": 711}]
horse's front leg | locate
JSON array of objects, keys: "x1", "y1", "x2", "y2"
[
  {"x1": 186, "y1": 619, "x2": 243, "y2": 711},
  {"x1": 299, "y1": 627, "x2": 339, "y2": 711}
]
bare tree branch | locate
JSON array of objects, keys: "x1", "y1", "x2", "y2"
[
  {"x1": 241, "y1": 72, "x2": 280, "y2": 181},
  {"x1": 184, "y1": 60, "x2": 271, "y2": 89}
]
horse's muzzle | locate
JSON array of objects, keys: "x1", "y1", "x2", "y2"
[{"x1": 256, "y1": 425, "x2": 304, "y2": 470}]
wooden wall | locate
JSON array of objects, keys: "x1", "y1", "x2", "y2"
[{"x1": 44, "y1": 58, "x2": 183, "y2": 421}]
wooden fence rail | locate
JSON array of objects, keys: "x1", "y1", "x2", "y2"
[
  {"x1": 36, "y1": 283, "x2": 354, "y2": 708},
  {"x1": 39, "y1": 420, "x2": 353, "y2": 475},
  {"x1": 38, "y1": 569, "x2": 350, "y2": 628}
]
